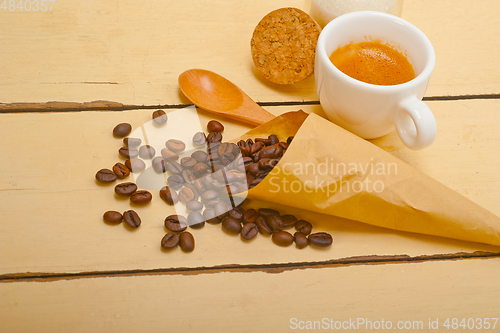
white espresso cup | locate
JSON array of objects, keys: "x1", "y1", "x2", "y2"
[{"x1": 315, "y1": 11, "x2": 436, "y2": 150}]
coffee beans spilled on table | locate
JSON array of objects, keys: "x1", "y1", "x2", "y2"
[{"x1": 96, "y1": 112, "x2": 333, "y2": 252}]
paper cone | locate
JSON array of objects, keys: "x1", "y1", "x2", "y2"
[{"x1": 239, "y1": 110, "x2": 500, "y2": 246}]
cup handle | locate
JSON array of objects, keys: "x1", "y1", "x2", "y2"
[{"x1": 393, "y1": 96, "x2": 437, "y2": 150}]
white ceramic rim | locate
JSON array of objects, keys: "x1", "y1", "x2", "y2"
[{"x1": 317, "y1": 11, "x2": 436, "y2": 92}]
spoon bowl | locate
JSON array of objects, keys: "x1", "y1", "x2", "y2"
[{"x1": 178, "y1": 69, "x2": 276, "y2": 126}]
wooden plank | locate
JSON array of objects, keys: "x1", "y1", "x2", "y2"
[
  {"x1": 1, "y1": 258, "x2": 499, "y2": 332},
  {"x1": 0, "y1": 100, "x2": 498, "y2": 276},
  {"x1": 0, "y1": 0, "x2": 499, "y2": 105}
]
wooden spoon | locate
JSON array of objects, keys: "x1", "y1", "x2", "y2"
[{"x1": 178, "y1": 69, "x2": 276, "y2": 126}]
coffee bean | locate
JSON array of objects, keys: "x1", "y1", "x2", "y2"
[
  {"x1": 250, "y1": 141, "x2": 265, "y2": 155},
  {"x1": 207, "y1": 132, "x2": 222, "y2": 143},
  {"x1": 192, "y1": 179, "x2": 206, "y2": 193},
  {"x1": 152, "y1": 110, "x2": 168, "y2": 125},
  {"x1": 188, "y1": 211, "x2": 205, "y2": 229},
  {"x1": 113, "y1": 162, "x2": 130, "y2": 179},
  {"x1": 191, "y1": 150, "x2": 208, "y2": 163},
  {"x1": 161, "y1": 232, "x2": 179, "y2": 249},
  {"x1": 152, "y1": 156, "x2": 168, "y2": 173},
  {"x1": 193, "y1": 162, "x2": 209, "y2": 175},
  {"x1": 228, "y1": 208, "x2": 244, "y2": 221},
  {"x1": 103, "y1": 211, "x2": 123, "y2": 224},
  {"x1": 119, "y1": 146, "x2": 139, "y2": 159},
  {"x1": 192, "y1": 132, "x2": 207, "y2": 147},
  {"x1": 258, "y1": 158, "x2": 277, "y2": 170},
  {"x1": 222, "y1": 217, "x2": 242, "y2": 234},
  {"x1": 167, "y1": 174, "x2": 184, "y2": 189},
  {"x1": 123, "y1": 137, "x2": 142, "y2": 147},
  {"x1": 258, "y1": 208, "x2": 279, "y2": 218},
  {"x1": 294, "y1": 232, "x2": 308, "y2": 249},
  {"x1": 214, "y1": 201, "x2": 229, "y2": 219},
  {"x1": 186, "y1": 200, "x2": 204, "y2": 211},
  {"x1": 268, "y1": 134, "x2": 279, "y2": 145},
  {"x1": 201, "y1": 189, "x2": 219, "y2": 202},
  {"x1": 165, "y1": 139, "x2": 186, "y2": 153},
  {"x1": 178, "y1": 185, "x2": 198, "y2": 204},
  {"x1": 180, "y1": 157, "x2": 198, "y2": 169},
  {"x1": 280, "y1": 214, "x2": 298, "y2": 228},
  {"x1": 207, "y1": 120, "x2": 224, "y2": 133},
  {"x1": 181, "y1": 169, "x2": 196, "y2": 184},
  {"x1": 166, "y1": 161, "x2": 184, "y2": 175},
  {"x1": 286, "y1": 136, "x2": 294, "y2": 144},
  {"x1": 203, "y1": 208, "x2": 221, "y2": 224},
  {"x1": 95, "y1": 169, "x2": 117, "y2": 183},
  {"x1": 164, "y1": 215, "x2": 188, "y2": 232},
  {"x1": 272, "y1": 231, "x2": 294, "y2": 246},
  {"x1": 295, "y1": 220, "x2": 312, "y2": 235},
  {"x1": 259, "y1": 145, "x2": 283, "y2": 159},
  {"x1": 179, "y1": 232, "x2": 195, "y2": 252},
  {"x1": 255, "y1": 215, "x2": 272, "y2": 235},
  {"x1": 278, "y1": 142, "x2": 289, "y2": 150},
  {"x1": 242, "y1": 209, "x2": 258, "y2": 223},
  {"x1": 308, "y1": 232, "x2": 333, "y2": 247},
  {"x1": 266, "y1": 215, "x2": 284, "y2": 232},
  {"x1": 138, "y1": 145, "x2": 156, "y2": 159},
  {"x1": 113, "y1": 123, "x2": 132, "y2": 138},
  {"x1": 161, "y1": 148, "x2": 179, "y2": 161},
  {"x1": 114, "y1": 182, "x2": 138, "y2": 196},
  {"x1": 125, "y1": 158, "x2": 146, "y2": 173},
  {"x1": 241, "y1": 222, "x2": 258, "y2": 240},
  {"x1": 130, "y1": 190, "x2": 152, "y2": 205},
  {"x1": 159, "y1": 186, "x2": 178, "y2": 205},
  {"x1": 123, "y1": 210, "x2": 141, "y2": 228}
]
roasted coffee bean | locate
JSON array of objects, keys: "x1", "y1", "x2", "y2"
[
  {"x1": 243, "y1": 157, "x2": 253, "y2": 168},
  {"x1": 188, "y1": 211, "x2": 205, "y2": 229},
  {"x1": 258, "y1": 158, "x2": 277, "y2": 170},
  {"x1": 268, "y1": 134, "x2": 279, "y2": 145},
  {"x1": 159, "y1": 186, "x2": 178, "y2": 205},
  {"x1": 130, "y1": 190, "x2": 152, "y2": 205},
  {"x1": 255, "y1": 215, "x2": 272, "y2": 235},
  {"x1": 192, "y1": 132, "x2": 207, "y2": 147},
  {"x1": 203, "y1": 208, "x2": 221, "y2": 224},
  {"x1": 193, "y1": 162, "x2": 209, "y2": 175},
  {"x1": 272, "y1": 231, "x2": 294, "y2": 246},
  {"x1": 241, "y1": 222, "x2": 258, "y2": 240},
  {"x1": 123, "y1": 210, "x2": 141, "y2": 228},
  {"x1": 278, "y1": 142, "x2": 289, "y2": 150},
  {"x1": 180, "y1": 157, "x2": 198, "y2": 169},
  {"x1": 247, "y1": 163, "x2": 261, "y2": 176},
  {"x1": 217, "y1": 143, "x2": 238, "y2": 158},
  {"x1": 103, "y1": 211, "x2": 123, "y2": 224},
  {"x1": 165, "y1": 139, "x2": 186, "y2": 153},
  {"x1": 119, "y1": 146, "x2": 139, "y2": 159},
  {"x1": 192, "y1": 179, "x2": 206, "y2": 193},
  {"x1": 164, "y1": 215, "x2": 188, "y2": 232},
  {"x1": 245, "y1": 138, "x2": 254, "y2": 148},
  {"x1": 152, "y1": 110, "x2": 168, "y2": 125},
  {"x1": 308, "y1": 232, "x2": 333, "y2": 247},
  {"x1": 186, "y1": 200, "x2": 204, "y2": 211},
  {"x1": 237, "y1": 140, "x2": 246, "y2": 147},
  {"x1": 138, "y1": 145, "x2": 156, "y2": 159},
  {"x1": 242, "y1": 209, "x2": 258, "y2": 224},
  {"x1": 191, "y1": 150, "x2": 208, "y2": 163},
  {"x1": 214, "y1": 201, "x2": 229, "y2": 219},
  {"x1": 295, "y1": 220, "x2": 312, "y2": 235},
  {"x1": 161, "y1": 232, "x2": 179, "y2": 249},
  {"x1": 239, "y1": 145, "x2": 250, "y2": 157},
  {"x1": 266, "y1": 215, "x2": 284, "y2": 232},
  {"x1": 280, "y1": 214, "x2": 298, "y2": 228},
  {"x1": 287, "y1": 136, "x2": 294, "y2": 144},
  {"x1": 250, "y1": 141, "x2": 265, "y2": 155},
  {"x1": 250, "y1": 177, "x2": 264, "y2": 188},
  {"x1": 152, "y1": 156, "x2": 168, "y2": 173},
  {"x1": 181, "y1": 169, "x2": 196, "y2": 184},
  {"x1": 167, "y1": 174, "x2": 184, "y2": 189},
  {"x1": 115, "y1": 182, "x2": 138, "y2": 196},
  {"x1": 233, "y1": 171, "x2": 247, "y2": 181},
  {"x1": 258, "y1": 208, "x2": 280, "y2": 218},
  {"x1": 95, "y1": 169, "x2": 117, "y2": 183},
  {"x1": 113, "y1": 123, "x2": 132, "y2": 138},
  {"x1": 166, "y1": 161, "x2": 184, "y2": 175},
  {"x1": 207, "y1": 142, "x2": 221, "y2": 155},
  {"x1": 161, "y1": 148, "x2": 179, "y2": 161},
  {"x1": 179, "y1": 232, "x2": 195, "y2": 252},
  {"x1": 207, "y1": 132, "x2": 222, "y2": 143},
  {"x1": 222, "y1": 217, "x2": 242, "y2": 234},
  {"x1": 255, "y1": 137, "x2": 272, "y2": 146},
  {"x1": 294, "y1": 232, "x2": 308, "y2": 249},
  {"x1": 178, "y1": 185, "x2": 198, "y2": 204},
  {"x1": 113, "y1": 162, "x2": 130, "y2": 179},
  {"x1": 125, "y1": 158, "x2": 146, "y2": 173},
  {"x1": 228, "y1": 208, "x2": 244, "y2": 221},
  {"x1": 201, "y1": 189, "x2": 219, "y2": 202},
  {"x1": 123, "y1": 137, "x2": 142, "y2": 147},
  {"x1": 207, "y1": 120, "x2": 224, "y2": 133},
  {"x1": 259, "y1": 145, "x2": 283, "y2": 159}
]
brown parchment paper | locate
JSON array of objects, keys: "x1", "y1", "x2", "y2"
[{"x1": 239, "y1": 110, "x2": 500, "y2": 246}]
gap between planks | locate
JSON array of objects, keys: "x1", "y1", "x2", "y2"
[
  {"x1": 1, "y1": 94, "x2": 500, "y2": 113},
  {"x1": 1, "y1": 251, "x2": 499, "y2": 284}
]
